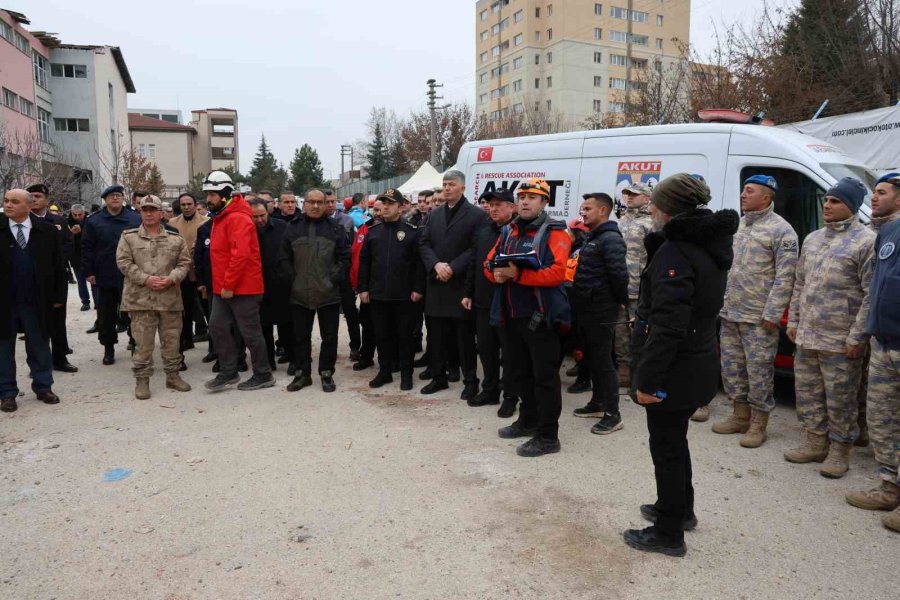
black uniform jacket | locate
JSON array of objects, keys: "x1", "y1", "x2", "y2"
[{"x1": 358, "y1": 219, "x2": 425, "y2": 301}]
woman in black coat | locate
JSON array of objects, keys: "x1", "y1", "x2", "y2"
[{"x1": 624, "y1": 174, "x2": 739, "y2": 557}]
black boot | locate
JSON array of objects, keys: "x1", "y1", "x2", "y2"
[
  {"x1": 460, "y1": 381, "x2": 479, "y2": 402},
  {"x1": 286, "y1": 373, "x2": 313, "y2": 392},
  {"x1": 420, "y1": 377, "x2": 449, "y2": 395},
  {"x1": 320, "y1": 371, "x2": 336, "y2": 393},
  {"x1": 400, "y1": 371, "x2": 413, "y2": 391},
  {"x1": 369, "y1": 371, "x2": 394, "y2": 388},
  {"x1": 497, "y1": 395, "x2": 518, "y2": 418},
  {"x1": 623, "y1": 527, "x2": 686, "y2": 557},
  {"x1": 468, "y1": 389, "x2": 499, "y2": 407},
  {"x1": 102, "y1": 345, "x2": 115, "y2": 365},
  {"x1": 566, "y1": 378, "x2": 592, "y2": 394}
]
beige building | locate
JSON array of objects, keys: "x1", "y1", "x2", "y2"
[
  {"x1": 475, "y1": 0, "x2": 690, "y2": 126},
  {"x1": 128, "y1": 113, "x2": 195, "y2": 200},
  {"x1": 190, "y1": 108, "x2": 239, "y2": 173}
]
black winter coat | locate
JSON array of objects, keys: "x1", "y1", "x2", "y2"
[
  {"x1": 419, "y1": 198, "x2": 489, "y2": 319},
  {"x1": 572, "y1": 221, "x2": 628, "y2": 315},
  {"x1": 466, "y1": 219, "x2": 506, "y2": 309},
  {"x1": 81, "y1": 207, "x2": 141, "y2": 288},
  {"x1": 67, "y1": 215, "x2": 86, "y2": 269},
  {"x1": 257, "y1": 217, "x2": 291, "y2": 320},
  {"x1": 278, "y1": 215, "x2": 350, "y2": 309},
  {"x1": 631, "y1": 208, "x2": 739, "y2": 412},
  {"x1": 33, "y1": 211, "x2": 73, "y2": 261},
  {"x1": 194, "y1": 220, "x2": 213, "y2": 290},
  {"x1": 358, "y1": 220, "x2": 425, "y2": 301},
  {"x1": 0, "y1": 215, "x2": 67, "y2": 341}
]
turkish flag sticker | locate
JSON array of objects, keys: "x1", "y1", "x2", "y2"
[{"x1": 477, "y1": 147, "x2": 494, "y2": 162}]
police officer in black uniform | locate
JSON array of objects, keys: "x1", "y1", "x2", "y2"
[{"x1": 358, "y1": 189, "x2": 425, "y2": 391}]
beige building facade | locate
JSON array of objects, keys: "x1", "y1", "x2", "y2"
[
  {"x1": 128, "y1": 113, "x2": 194, "y2": 200},
  {"x1": 475, "y1": 0, "x2": 690, "y2": 126},
  {"x1": 190, "y1": 108, "x2": 239, "y2": 174}
]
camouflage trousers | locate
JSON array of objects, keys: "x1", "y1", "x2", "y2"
[
  {"x1": 720, "y1": 319, "x2": 779, "y2": 413},
  {"x1": 794, "y1": 347, "x2": 863, "y2": 444},
  {"x1": 866, "y1": 343, "x2": 900, "y2": 484},
  {"x1": 130, "y1": 310, "x2": 183, "y2": 378},
  {"x1": 614, "y1": 299, "x2": 639, "y2": 366}
]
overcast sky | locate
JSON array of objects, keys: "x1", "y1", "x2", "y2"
[{"x1": 13, "y1": 0, "x2": 796, "y2": 179}]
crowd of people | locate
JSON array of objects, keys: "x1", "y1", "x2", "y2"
[{"x1": 2, "y1": 165, "x2": 899, "y2": 557}]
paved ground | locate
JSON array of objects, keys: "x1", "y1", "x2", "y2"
[{"x1": 1, "y1": 293, "x2": 898, "y2": 600}]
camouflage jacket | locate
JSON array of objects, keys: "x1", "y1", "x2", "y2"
[
  {"x1": 788, "y1": 217, "x2": 876, "y2": 352},
  {"x1": 618, "y1": 206, "x2": 654, "y2": 299},
  {"x1": 721, "y1": 203, "x2": 798, "y2": 324},
  {"x1": 869, "y1": 210, "x2": 900, "y2": 233},
  {"x1": 116, "y1": 225, "x2": 191, "y2": 311}
]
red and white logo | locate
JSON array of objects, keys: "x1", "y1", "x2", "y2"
[{"x1": 476, "y1": 147, "x2": 494, "y2": 162}]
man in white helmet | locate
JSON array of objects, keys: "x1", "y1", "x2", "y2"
[{"x1": 202, "y1": 171, "x2": 274, "y2": 392}]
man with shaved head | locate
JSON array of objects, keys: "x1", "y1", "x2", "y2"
[{"x1": 1, "y1": 189, "x2": 67, "y2": 412}]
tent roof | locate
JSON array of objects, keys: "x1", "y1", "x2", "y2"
[{"x1": 398, "y1": 162, "x2": 442, "y2": 194}]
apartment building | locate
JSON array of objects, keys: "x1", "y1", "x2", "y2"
[
  {"x1": 475, "y1": 0, "x2": 690, "y2": 125},
  {"x1": 128, "y1": 113, "x2": 195, "y2": 200},
  {"x1": 190, "y1": 108, "x2": 239, "y2": 173},
  {"x1": 129, "y1": 108, "x2": 184, "y2": 124}
]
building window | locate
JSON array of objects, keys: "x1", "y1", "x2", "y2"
[
  {"x1": 480, "y1": 30, "x2": 488, "y2": 41},
  {"x1": 535, "y1": 31, "x2": 541, "y2": 42},
  {"x1": 656, "y1": 38, "x2": 664, "y2": 49},
  {"x1": 0, "y1": 19, "x2": 12, "y2": 41},
  {"x1": 14, "y1": 32, "x2": 29, "y2": 54},
  {"x1": 211, "y1": 147, "x2": 234, "y2": 160},
  {"x1": 148, "y1": 144, "x2": 156, "y2": 159},
  {"x1": 535, "y1": 54, "x2": 540, "y2": 64},
  {"x1": 609, "y1": 78, "x2": 627, "y2": 90},
  {"x1": 19, "y1": 98, "x2": 34, "y2": 118},
  {"x1": 514, "y1": 10, "x2": 524, "y2": 23},
  {"x1": 535, "y1": 101, "x2": 541, "y2": 111},
  {"x1": 547, "y1": 52, "x2": 553, "y2": 63},
  {"x1": 547, "y1": 76, "x2": 552, "y2": 88},
  {"x1": 547, "y1": 100, "x2": 552, "y2": 111},
  {"x1": 657, "y1": 15, "x2": 664, "y2": 26},
  {"x1": 513, "y1": 103, "x2": 524, "y2": 114},
  {"x1": 500, "y1": 17, "x2": 510, "y2": 31},
  {"x1": 37, "y1": 108, "x2": 51, "y2": 141},
  {"x1": 480, "y1": 9, "x2": 488, "y2": 21},
  {"x1": 548, "y1": 4, "x2": 553, "y2": 16},
  {"x1": 593, "y1": 100, "x2": 603, "y2": 112},
  {"x1": 594, "y1": 76, "x2": 603, "y2": 87},
  {"x1": 480, "y1": 52, "x2": 488, "y2": 64},
  {"x1": 138, "y1": 143, "x2": 146, "y2": 157},
  {"x1": 611, "y1": 30, "x2": 627, "y2": 43},
  {"x1": 611, "y1": 54, "x2": 627, "y2": 66},
  {"x1": 2, "y1": 87, "x2": 18, "y2": 110},
  {"x1": 32, "y1": 51, "x2": 49, "y2": 89},
  {"x1": 610, "y1": 102, "x2": 626, "y2": 113},
  {"x1": 492, "y1": 23, "x2": 500, "y2": 36},
  {"x1": 594, "y1": 27, "x2": 602, "y2": 40},
  {"x1": 631, "y1": 34, "x2": 649, "y2": 46},
  {"x1": 547, "y1": 28, "x2": 552, "y2": 40},
  {"x1": 611, "y1": 31, "x2": 648, "y2": 45},
  {"x1": 51, "y1": 63, "x2": 88, "y2": 78},
  {"x1": 513, "y1": 79, "x2": 523, "y2": 92},
  {"x1": 480, "y1": 93, "x2": 488, "y2": 105},
  {"x1": 54, "y1": 118, "x2": 90, "y2": 132},
  {"x1": 611, "y1": 7, "x2": 648, "y2": 22},
  {"x1": 595, "y1": 3, "x2": 603, "y2": 15},
  {"x1": 514, "y1": 33, "x2": 523, "y2": 46},
  {"x1": 480, "y1": 72, "x2": 488, "y2": 84},
  {"x1": 534, "y1": 78, "x2": 540, "y2": 89},
  {"x1": 513, "y1": 56, "x2": 523, "y2": 69},
  {"x1": 535, "y1": 7, "x2": 541, "y2": 17},
  {"x1": 594, "y1": 51, "x2": 603, "y2": 63}
]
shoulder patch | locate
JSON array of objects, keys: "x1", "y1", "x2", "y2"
[
  {"x1": 781, "y1": 239, "x2": 798, "y2": 251},
  {"x1": 880, "y1": 242, "x2": 896, "y2": 260}
]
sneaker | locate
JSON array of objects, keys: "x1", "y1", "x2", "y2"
[
  {"x1": 468, "y1": 390, "x2": 500, "y2": 407},
  {"x1": 321, "y1": 371, "x2": 336, "y2": 393},
  {"x1": 498, "y1": 422, "x2": 538, "y2": 439},
  {"x1": 237, "y1": 372, "x2": 275, "y2": 391},
  {"x1": 516, "y1": 437, "x2": 561, "y2": 457},
  {"x1": 286, "y1": 373, "x2": 313, "y2": 392},
  {"x1": 623, "y1": 527, "x2": 686, "y2": 558},
  {"x1": 400, "y1": 372, "x2": 413, "y2": 391},
  {"x1": 497, "y1": 395, "x2": 518, "y2": 418},
  {"x1": 369, "y1": 371, "x2": 393, "y2": 388},
  {"x1": 460, "y1": 382, "x2": 479, "y2": 402},
  {"x1": 420, "y1": 379, "x2": 449, "y2": 395},
  {"x1": 640, "y1": 504, "x2": 698, "y2": 531},
  {"x1": 205, "y1": 372, "x2": 240, "y2": 392},
  {"x1": 566, "y1": 379, "x2": 592, "y2": 394},
  {"x1": 591, "y1": 413, "x2": 623, "y2": 435},
  {"x1": 353, "y1": 358, "x2": 375, "y2": 371},
  {"x1": 573, "y1": 402, "x2": 604, "y2": 418}
]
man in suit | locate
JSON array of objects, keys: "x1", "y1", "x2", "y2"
[
  {"x1": 1, "y1": 189, "x2": 67, "y2": 412},
  {"x1": 418, "y1": 170, "x2": 489, "y2": 399}
]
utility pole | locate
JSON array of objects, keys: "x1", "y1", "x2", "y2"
[
  {"x1": 427, "y1": 79, "x2": 447, "y2": 168},
  {"x1": 625, "y1": 0, "x2": 634, "y2": 112},
  {"x1": 340, "y1": 144, "x2": 353, "y2": 182}
]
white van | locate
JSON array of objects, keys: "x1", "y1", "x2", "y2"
[{"x1": 456, "y1": 123, "x2": 876, "y2": 243}]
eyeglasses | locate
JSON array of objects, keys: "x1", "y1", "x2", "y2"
[
  {"x1": 305, "y1": 200, "x2": 325, "y2": 206},
  {"x1": 140, "y1": 206, "x2": 160, "y2": 213},
  {"x1": 107, "y1": 193, "x2": 125, "y2": 199}
]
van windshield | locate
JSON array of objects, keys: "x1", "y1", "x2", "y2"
[{"x1": 821, "y1": 163, "x2": 877, "y2": 207}]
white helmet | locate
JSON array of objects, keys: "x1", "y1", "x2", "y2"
[{"x1": 202, "y1": 171, "x2": 234, "y2": 195}]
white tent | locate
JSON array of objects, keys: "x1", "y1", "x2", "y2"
[{"x1": 397, "y1": 162, "x2": 443, "y2": 197}]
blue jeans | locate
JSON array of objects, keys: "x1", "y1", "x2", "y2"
[
  {"x1": 0, "y1": 303, "x2": 54, "y2": 398},
  {"x1": 75, "y1": 267, "x2": 97, "y2": 306}
]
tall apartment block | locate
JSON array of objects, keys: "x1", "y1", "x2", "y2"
[
  {"x1": 475, "y1": 0, "x2": 690, "y2": 126},
  {"x1": 190, "y1": 108, "x2": 239, "y2": 174}
]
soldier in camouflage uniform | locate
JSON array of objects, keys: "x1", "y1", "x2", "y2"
[
  {"x1": 614, "y1": 182, "x2": 654, "y2": 389},
  {"x1": 116, "y1": 195, "x2": 192, "y2": 400},
  {"x1": 713, "y1": 175, "x2": 798, "y2": 448},
  {"x1": 783, "y1": 178, "x2": 875, "y2": 478},
  {"x1": 846, "y1": 172, "x2": 900, "y2": 533}
]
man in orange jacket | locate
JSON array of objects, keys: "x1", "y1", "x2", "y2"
[
  {"x1": 484, "y1": 179, "x2": 571, "y2": 457},
  {"x1": 202, "y1": 171, "x2": 274, "y2": 393}
]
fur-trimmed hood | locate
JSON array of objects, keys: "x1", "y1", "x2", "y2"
[{"x1": 645, "y1": 208, "x2": 739, "y2": 270}]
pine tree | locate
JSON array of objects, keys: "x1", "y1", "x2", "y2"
[
  {"x1": 386, "y1": 134, "x2": 408, "y2": 178},
  {"x1": 146, "y1": 164, "x2": 165, "y2": 195},
  {"x1": 248, "y1": 135, "x2": 279, "y2": 192},
  {"x1": 367, "y1": 124, "x2": 388, "y2": 181},
  {"x1": 289, "y1": 144, "x2": 325, "y2": 195}
]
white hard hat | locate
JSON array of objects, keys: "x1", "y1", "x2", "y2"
[{"x1": 202, "y1": 171, "x2": 234, "y2": 193}]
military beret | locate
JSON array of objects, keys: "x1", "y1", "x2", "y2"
[
  {"x1": 101, "y1": 184, "x2": 125, "y2": 198},
  {"x1": 26, "y1": 183, "x2": 50, "y2": 195},
  {"x1": 744, "y1": 175, "x2": 778, "y2": 191},
  {"x1": 876, "y1": 172, "x2": 900, "y2": 187}
]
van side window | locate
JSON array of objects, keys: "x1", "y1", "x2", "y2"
[{"x1": 740, "y1": 167, "x2": 825, "y2": 245}]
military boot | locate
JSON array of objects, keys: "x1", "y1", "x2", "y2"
[
  {"x1": 784, "y1": 431, "x2": 829, "y2": 463},
  {"x1": 739, "y1": 410, "x2": 769, "y2": 448},
  {"x1": 846, "y1": 480, "x2": 900, "y2": 511},
  {"x1": 690, "y1": 406, "x2": 710, "y2": 422},
  {"x1": 166, "y1": 373, "x2": 192, "y2": 392},
  {"x1": 135, "y1": 377, "x2": 150, "y2": 400},
  {"x1": 819, "y1": 441, "x2": 852, "y2": 479},
  {"x1": 882, "y1": 506, "x2": 900, "y2": 533},
  {"x1": 712, "y1": 402, "x2": 751, "y2": 435}
]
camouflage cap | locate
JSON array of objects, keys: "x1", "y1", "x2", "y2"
[{"x1": 140, "y1": 194, "x2": 163, "y2": 209}]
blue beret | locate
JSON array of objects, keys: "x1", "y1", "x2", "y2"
[
  {"x1": 690, "y1": 173, "x2": 706, "y2": 183},
  {"x1": 744, "y1": 175, "x2": 778, "y2": 191},
  {"x1": 876, "y1": 172, "x2": 900, "y2": 186},
  {"x1": 101, "y1": 184, "x2": 125, "y2": 198}
]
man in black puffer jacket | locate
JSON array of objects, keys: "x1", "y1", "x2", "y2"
[
  {"x1": 571, "y1": 192, "x2": 629, "y2": 434},
  {"x1": 624, "y1": 173, "x2": 739, "y2": 558}
]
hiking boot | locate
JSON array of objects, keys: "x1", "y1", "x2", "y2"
[
  {"x1": 238, "y1": 372, "x2": 275, "y2": 391},
  {"x1": 784, "y1": 431, "x2": 829, "y2": 463},
  {"x1": 882, "y1": 507, "x2": 900, "y2": 533},
  {"x1": 447, "y1": 367, "x2": 461, "y2": 383},
  {"x1": 320, "y1": 371, "x2": 336, "y2": 393},
  {"x1": 740, "y1": 410, "x2": 770, "y2": 448},
  {"x1": 640, "y1": 504, "x2": 698, "y2": 531},
  {"x1": 1, "y1": 397, "x2": 17, "y2": 412},
  {"x1": 166, "y1": 374, "x2": 192, "y2": 392},
  {"x1": 690, "y1": 406, "x2": 710, "y2": 422},
  {"x1": 286, "y1": 373, "x2": 313, "y2": 392},
  {"x1": 591, "y1": 413, "x2": 624, "y2": 435},
  {"x1": 134, "y1": 377, "x2": 151, "y2": 400},
  {"x1": 712, "y1": 402, "x2": 751, "y2": 435},
  {"x1": 468, "y1": 390, "x2": 500, "y2": 407},
  {"x1": 846, "y1": 480, "x2": 900, "y2": 511},
  {"x1": 369, "y1": 371, "x2": 393, "y2": 388},
  {"x1": 497, "y1": 395, "x2": 518, "y2": 418},
  {"x1": 102, "y1": 345, "x2": 115, "y2": 365},
  {"x1": 819, "y1": 441, "x2": 852, "y2": 479},
  {"x1": 498, "y1": 422, "x2": 538, "y2": 439},
  {"x1": 617, "y1": 364, "x2": 631, "y2": 387},
  {"x1": 623, "y1": 527, "x2": 686, "y2": 558},
  {"x1": 420, "y1": 378, "x2": 449, "y2": 395},
  {"x1": 566, "y1": 378, "x2": 592, "y2": 394},
  {"x1": 516, "y1": 437, "x2": 561, "y2": 457},
  {"x1": 460, "y1": 382, "x2": 479, "y2": 402},
  {"x1": 205, "y1": 372, "x2": 240, "y2": 392},
  {"x1": 400, "y1": 372, "x2": 413, "y2": 391},
  {"x1": 573, "y1": 401, "x2": 604, "y2": 418}
]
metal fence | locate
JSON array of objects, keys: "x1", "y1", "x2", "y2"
[{"x1": 333, "y1": 172, "x2": 413, "y2": 197}]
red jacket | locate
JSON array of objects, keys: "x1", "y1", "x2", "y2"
[
  {"x1": 350, "y1": 223, "x2": 369, "y2": 291},
  {"x1": 210, "y1": 194, "x2": 264, "y2": 296}
]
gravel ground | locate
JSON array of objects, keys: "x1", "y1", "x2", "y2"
[{"x1": 1, "y1": 293, "x2": 898, "y2": 600}]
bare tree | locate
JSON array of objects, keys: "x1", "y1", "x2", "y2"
[{"x1": 861, "y1": 0, "x2": 900, "y2": 104}]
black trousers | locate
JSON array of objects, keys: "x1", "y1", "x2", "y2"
[
  {"x1": 96, "y1": 286, "x2": 124, "y2": 347},
  {"x1": 180, "y1": 280, "x2": 199, "y2": 350},
  {"x1": 50, "y1": 296, "x2": 70, "y2": 364},
  {"x1": 428, "y1": 316, "x2": 477, "y2": 385},
  {"x1": 505, "y1": 317, "x2": 562, "y2": 440},
  {"x1": 262, "y1": 314, "x2": 294, "y2": 369},
  {"x1": 293, "y1": 303, "x2": 340, "y2": 375},
  {"x1": 340, "y1": 282, "x2": 361, "y2": 352},
  {"x1": 646, "y1": 407, "x2": 695, "y2": 542},
  {"x1": 578, "y1": 309, "x2": 618, "y2": 413},
  {"x1": 411, "y1": 300, "x2": 425, "y2": 350},
  {"x1": 371, "y1": 299, "x2": 415, "y2": 374},
  {"x1": 475, "y1": 307, "x2": 507, "y2": 396},
  {"x1": 358, "y1": 302, "x2": 376, "y2": 361}
]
